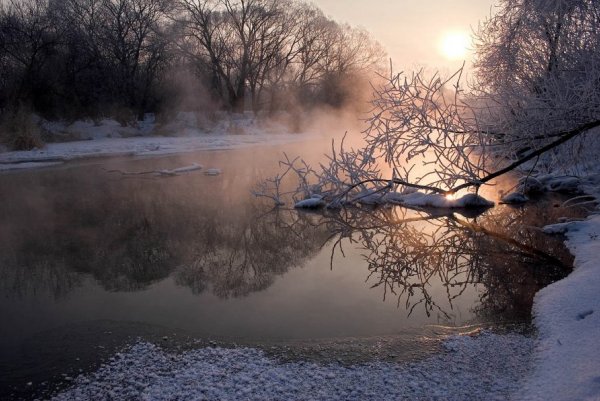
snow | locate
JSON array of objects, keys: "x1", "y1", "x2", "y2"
[
  {"x1": 52, "y1": 331, "x2": 533, "y2": 401},
  {"x1": 519, "y1": 174, "x2": 584, "y2": 195},
  {"x1": 0, "y1": 133, "x2": 313, "y2": 171},
  {"x1": 518, "y1": 215, "x2": 600, "y2": 401},
  {"x1": 0, "y1": 114, "x2": 316, "y2": 171},
  {"x1": 541, "y1": 222, "x2": 579, "y2": 235},
  {"x1": 295, "y1": 197, "x2": 326, "y2": 208},
  {"x1": 500, "y1": 192, "x2": 529, "y2": 204},
  {"x1": 386, "y1": 191, "x2": 494, "y2": 209},
  {"x1": 0, "y1": 161, "x2": 63, "y2": 171},
  {"x1": 157, "y1": 163, "x2": 203, "y2": 176},
  {"x1": 41, "y1": 118, "x2": 139, "y2": 141},
  {"x1": 518, "y1": 176, "x2": 545, "y2": 194}
]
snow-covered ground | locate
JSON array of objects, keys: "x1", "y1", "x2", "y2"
[
  {"x1": 517, "y1": 214, "x2": 600, "y2": 401},
  {"x1": 0, "y1": 115, "x2": 315, "y2": 171},
  {"x1": 0, "y1": 134, "x2": 315, "y2": 171},
  {"x1": 51, "y1": 332, "x2": 533, "y2": 401}
]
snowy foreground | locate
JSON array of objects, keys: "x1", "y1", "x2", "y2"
[
  {"x1": 518, "y1": 214, "x2": 600, "y2": 401},
  {"x1": 51, "y1": 332, "x2": 532, "y2": 401}
]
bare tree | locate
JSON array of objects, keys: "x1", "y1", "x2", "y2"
[
  {"x1": 96, "y1": 0, "x2": 172, "y2": 118},
  {"x1": 0, "y1": 0, "x2": 59, "y2": 109},
  {"x1": 257, "y1": 0, "x2": 600, "y2": 208},
  {"x1": 473, "y1": 0, "x2": 600, "y2": 171},
  {"x1": 175, "y1": 0, "x2": 385, "y2": 114}
]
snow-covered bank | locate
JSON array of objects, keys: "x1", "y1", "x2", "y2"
[
  {"x1": 518, "y1": 214, "x2": 600, "y2": 401},
  {"x1": 0, "y1": 133, "x2": 313, "y2": 171},
  {"x1": 51, "y1": 332, "x2": 532, "y2": 401}
]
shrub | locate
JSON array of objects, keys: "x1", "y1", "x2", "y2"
[{"x1": 0, "y1": 107, "x2": 44, "y2": 150}]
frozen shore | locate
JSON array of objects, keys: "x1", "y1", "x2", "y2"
[
  {"x1": 0, "y1": 133, "x2": 314, "y2": 171},
  {"x1": 51, "y1": 332, "x2": 533, "y2": 401},
  {"x1": 517, "y1": 213, "x2": 600, "y2": 401},
  {"x1": 0, "y1": 115, "x2": 321, "y2": 171}
]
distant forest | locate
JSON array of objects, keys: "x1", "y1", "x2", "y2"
[{"x1": 0, "y1": 0, "x2": 386, "y2": 122}]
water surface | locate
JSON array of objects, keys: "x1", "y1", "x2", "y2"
[{"x1": 0, "y1": 143, "x2": 577, "y2": 399}]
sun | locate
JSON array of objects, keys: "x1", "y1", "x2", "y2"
[{"x1": 440, "y1": 32, "x2": 471, "y2": 60}]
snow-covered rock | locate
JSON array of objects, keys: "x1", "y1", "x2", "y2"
[
  {"x1": 294, "y1": 198, "x2": 326, "y2": 209},
  {"x1": 157, "y1": 163, "x2": 203, "y2": 176},
  {"x1": 542, "y1": 222, "x2": 579, "y2": 235},
  {"x1": 518, "y1": 176, "x2": 545, "y2": 194},
  {"x1": 544, "y1": 176, "x2": 581, "y2": 193},
  {"x1": 388, "y1": 191, "x2": 494, "y2": 209},
  {"x1": 351, "y1": 189, "x2": 386, "y2": 205},
  {"x1": 500, "y1": 192, "x2": 529, "y2": 204}
]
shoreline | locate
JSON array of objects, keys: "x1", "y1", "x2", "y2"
[
  {"x1": 0, "y1": 132, "x2": 318, "y2": 172},
  {"x1": 516, "y1": 212, "x2": 600, "y2": 401}
]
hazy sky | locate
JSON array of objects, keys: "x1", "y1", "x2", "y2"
[{"x1": 313, "y1": 0, "x2": 497, "y2": 72}]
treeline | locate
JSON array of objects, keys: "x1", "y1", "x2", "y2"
[{"x1": 0, "y1": 0, "x2": 385, "y2": 122}]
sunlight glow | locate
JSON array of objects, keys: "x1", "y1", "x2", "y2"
[
  {"x1": 445, "y1": 193, "x2": 457, "y2": 201},
  {"x1": 440, "y1": 32, "x2": 471, "y2": 60}
]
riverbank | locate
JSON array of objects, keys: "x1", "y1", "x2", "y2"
[
  {"x1": 517, "y1": 212, "x2": 600, "y2": 401},
  {"x1": 50, "y1": 332, "x2": 533, "y2": 401},
  {"x1": 0, "y1": 133, "x2": 315, "y2": 171}
]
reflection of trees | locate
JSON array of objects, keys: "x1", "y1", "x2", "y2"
[
  {"x1": 174, "y1": 209, "x2": 329, "y2": 298},
  {"x1": 0, "y1": 169, "x2": 329, "y2": 298},
  {"x1": 0, "y1": 163, "x2": 577, "y2": 325},
  {"x1": 320, "y1": 201, "x2": 574, "y2": 323}
]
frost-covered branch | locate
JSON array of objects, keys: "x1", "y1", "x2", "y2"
[{"x1": 254, "y1": 67, "x2": 498, "y2": 209}]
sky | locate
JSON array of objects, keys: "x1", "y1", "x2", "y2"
[{"x1": 313, "y1": 0, "x2": 497, "y2": 73}]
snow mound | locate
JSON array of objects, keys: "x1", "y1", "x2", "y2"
[
  {"x1": 519, "y1": 174, "x2": 583, "y2": 195},
  {"x1": 52, "y1": 331, "x2": 533, "y2": 401},
  {"x1": 390, "y1": 191, "x2": 494, "y2": 209},
  {"x1": 543, "y1": 176, "x2": 581, "y2": 193},
  {"x1": 519, "y1": 215, "x2": 600, "y2": 401},
  {"x1": 542, "y1": 222, "x2": 579, "y2": 235},
  {"x1": 157, "y1": 163, "x2": 203, "y2": 176},
  {"x1": 500, "y1": 192, "x2": 529, "y2": 204},
  {"x1": 295, "y1": 197, "x2": 326, "y2": 209},
  {"x1": 518, "y1": 177, "x2": 545, "y2": 194}
]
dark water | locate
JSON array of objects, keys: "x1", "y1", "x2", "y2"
[{"x1": 0, "y1": 144, "x2": 578, "y2": 399}]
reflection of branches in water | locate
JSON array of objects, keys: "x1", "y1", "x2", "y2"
[
  {"x1": 320, "y1": 204, "x2": 572, "y2": 322},
  {"x1": 0, "y1": 168, "x2": 330, "y2": 299},
  {"x1": 0, "y1": 251, "x2": 82, "y2": 300},
  {"x1": 174, "y1": 209, "x2": 329, "y2": 298},
  {"x1": 0, "y1": 161, "x2": 575, "y2": 320}
]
